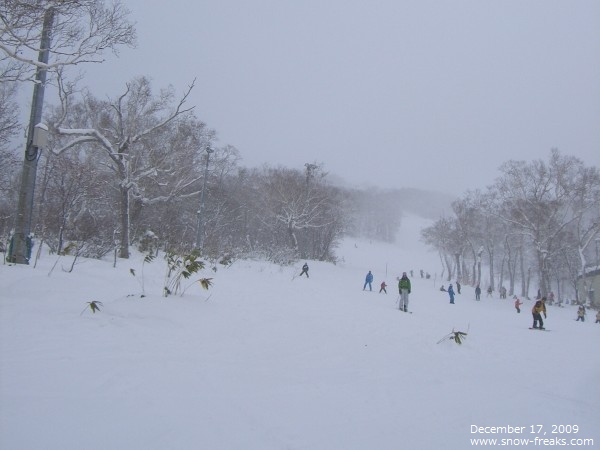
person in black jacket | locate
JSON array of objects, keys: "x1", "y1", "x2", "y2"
[
  {"x1": 532, "y1": 298, "x2": 547, "y2": 329},
  {"x1": 300, "y1": 262, "x2": 309, "y2": 278}
]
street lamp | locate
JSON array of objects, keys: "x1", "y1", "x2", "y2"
[{"x1": 195, "y1": 146, "x2": 214, "y2": 252}]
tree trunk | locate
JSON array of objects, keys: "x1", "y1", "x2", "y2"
[
  {"x1": 519, "y1": 247, "x2": 527, "y2": 298},
  {"x1": 537, "y1": 250, "x2": 548, "y2": 297},
  {"x1": 287, "y1": 222, "x2": 298, "y2": 251},
  {"x1": 487, "y1": 248, "x2": 495, "y2": 292},
  {"x1": 444, "y1": 253, "x2": 453, "y2": 282},
  {"x1": 119, "y1": 186, "x2": 130, "y2": 259},
  {"x1": 498, "y1": 255, "x2": 506, "y2": 295},
  {"x1": 454, "y1": 253, "x2": 461, "y2": 282}
]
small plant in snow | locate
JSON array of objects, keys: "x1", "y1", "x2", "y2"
[
  {"x1": 199, "y1": 278, "x2": 213, "y2": 290},
  {"x1": 129, "y1": 252, "x2": 155, "y2": 297},
  {"x1": 163, "y1": 250, "x2": 212, "y2": 297},
  {"x1": 81, "y1": 301, "x2": 103, "y2": 315},
  {"x1": 437, "y1": 326, "x2": 469, "y2": 345}
]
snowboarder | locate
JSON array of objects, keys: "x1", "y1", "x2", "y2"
[
  {"x1": 299, "y1": 263, "x2": 309, "y2": 278},
  {"x1": 514, "y1": 296, "x2": 523, "y2": 313},
  {"x1": 487, "y1": 286, "x2": 493, "y2": 297},
  {"x1": 576, "y1": 305, "x2": 586, "y2": 322},
  {"x1": 448, "y1": 284, "x2": 455, "y2": 304},
  {"x1": 595, "y1": 311, "x2": 600, "y2": 324},
  {"x1": 379, "y1": 281, "x2": 387, "y2": 294},
  {"x1": 531, "y1": 298, "x2": 547, "y2": 329},
  {"x1": 456, "y1": 281, "x2": 461, "y2": 294},
  {"x1": 439, "y1": 285, "x2": 447, "y2": 292},
  {"x1": 475, "y1": 285, "x2": 481, "y2": 301},
  {"x1": 398, "y1": 272, "x2": 411, "y2": 312},
  {"x1": 363, "y1": 270, "x2": 373, "y2": 291}
]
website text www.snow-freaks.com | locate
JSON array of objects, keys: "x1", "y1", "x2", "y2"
[{"x1": 470, "y1": 424, "x2": 595, "y2": 447}]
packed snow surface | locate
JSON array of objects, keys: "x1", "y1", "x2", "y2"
[{"x1": 1, "y1": 215, "x2": 598, "y2": 449}]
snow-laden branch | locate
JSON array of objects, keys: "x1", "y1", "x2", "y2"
[
  {"x1": 54, "y1": 127, "x2": 113, "y2": 154},
  {"x1": 129, "y1": 79, "x2": 196, "y2": 146},
  {"x1": 0, "y1": 0, "x2": 136, "y2": 83}
]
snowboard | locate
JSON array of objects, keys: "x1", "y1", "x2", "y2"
[{"x1": 529, "y1": 327, "x2": 550, "y2": 331}]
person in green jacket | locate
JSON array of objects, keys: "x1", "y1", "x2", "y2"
[{"x1": 398, "y1": 272, "x2": 412, "y2": 312}]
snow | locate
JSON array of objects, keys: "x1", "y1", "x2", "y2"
[{"x1": 1, "y1": 215, "x2": 598, "y2": 450}]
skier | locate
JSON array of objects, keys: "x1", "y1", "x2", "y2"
[
  {"x1": 475, "y1": 285, "x2": 481, "y2": 301},
  {"x1": 299, "y1": 262, "x2": 309, "y2": 278},
  {"x1": 448, "y1": 283, "x2": 455, "y2": 304},
  {"x1": 363, "y1": 270, "x2": 373, "y2": 291},
  {"x1": 595, "y1": 310, "x2": 600, "y2": 324},
  {"x1": 499, "y1": 286, "x2": 507, "y2": 299},
  {"x1": 576, "y1": 306, "x2": 586, "y2": 322},
  {"x1": 456, "y1": 281, "x2": 461, "y2": 294},
  {"x1": 514, "y1": 296, "x2": 523, "y2": 313},
  {"x1": 531, "y1": 298, "x2": 547, "y2": 329},
  {"x1": 398, "y1": 272, "x2": 411, "y2": 312},
  {"x1": 379, "y1": 281, "x2": 387, "y2": 294}
]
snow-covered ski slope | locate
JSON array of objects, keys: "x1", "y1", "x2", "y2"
[{"x1": 1, "y1": 214, "x2": 598, "y2": 450}]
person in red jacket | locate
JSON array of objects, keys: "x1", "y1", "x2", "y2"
[
  {"x1": 379, "y1": 281, "x2": 387, "y2": 294},
  {"x1": 514, "y1": 296, "x2": 523, "y2": 313}
]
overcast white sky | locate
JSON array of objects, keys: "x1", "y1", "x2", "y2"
[{"x1": 84, "y1": 0, "x2": 600, "y2": 195}]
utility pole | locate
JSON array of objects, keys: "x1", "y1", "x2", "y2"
[
  {"x1": 195, "y1": 146, "x2": 214, "y2": 252},
  {"x1": 9, "y1": 8, "x2": 55, "y2": 264}
]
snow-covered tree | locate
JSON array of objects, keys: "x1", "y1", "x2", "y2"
[
  {"x1": 254, "y1": 164, "x2": 344, "y2": 261},
  {"x1": 0, "y1": 0, "x2": 136, "y2": 83},
  {"x1": 421, "y1": 216, "x2": 457, "y2": 282},
  {"x1": 494, "y1": 150, "x2": 593, "y2": 296},
  {"x1": 50, "y1": 76, "x2": 210, "y2": 258},
  {"x1": 0, "y1": 83, "x2": 19, "y2": 146}
]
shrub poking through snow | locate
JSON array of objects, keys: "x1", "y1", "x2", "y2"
[
  {"x1": 81, "y1": 301, "x2": 103, "y2": 315},
  {"x1": 437, "y1": 327, "x2": 469, "y2": 345},
  {"x1": 163, "y1": 250, "x2": 212, "y2": 297}
]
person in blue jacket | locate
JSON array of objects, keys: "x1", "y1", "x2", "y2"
[
  {"x1": 363, "y1": 270, "x2": 373, "y2": 291},
  {"x1": 448, "y1": 283, "x2": 456, "y2": 304}
]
